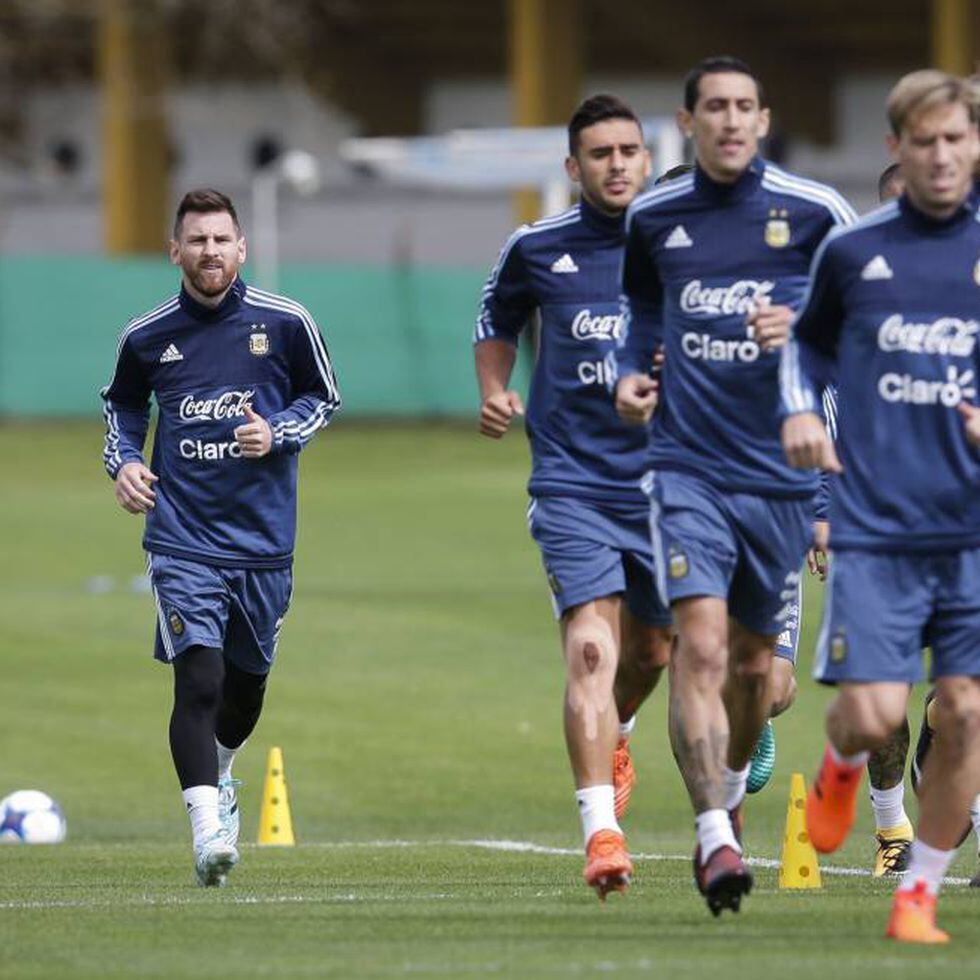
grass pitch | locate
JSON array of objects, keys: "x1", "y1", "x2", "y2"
[{"x1": 0, "y1": 421, "x2": 976, "y2": 978}]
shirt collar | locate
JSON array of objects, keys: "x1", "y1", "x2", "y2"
[
  {"x1": 578, "y1": 194, "x2": 627, "y2": 237},
  {"x1": 179, "y1": 276, "x2": 246, "y2": 320},
  {"x1": 694, "y1": 155, "x2": 765, "y2": 202},
  {"x1": 898, "y1": 188, "x2": 977, "y2": 233}
]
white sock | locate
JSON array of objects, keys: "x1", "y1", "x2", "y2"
[
  {"x1": 695, "y1": 808, "x2": 741, "y2": 861},
  {"x1": 216, "y1": 738, "x2": 240, "y2": 783},
  {"x1": 182, "y1": 785, "x2": 221, "y2": 848},
  {"x1": 619, "y1": 716, "x2": 636, "y2": 739},
  {"x1": 829, "y1": 743, "x2": 869, "y2": 768},
  {"x1": 575, "y1": 785, "x2": 620, "y2": 848},
  {"x1": 722, "y1": 764, "x2": 750, "y2": 812},
  {"x1": 898, "y1": 838, "x2": 954, "y2": 897},
  {"x1": 869, "y1": 782, "x2": 909, "y2": 831},
  {"x1": 971, "y1": 795, "x2": 980, "y2": 852}
]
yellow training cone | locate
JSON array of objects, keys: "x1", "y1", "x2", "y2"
[
  {"x1": 778, "y1": 772, "x2": 821, "y2": 889},
  {"x1": 257, "y1": 746, "x2": 295, "y2": 846}
]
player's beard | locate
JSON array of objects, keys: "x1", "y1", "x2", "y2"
[{"x1": 188, "y1": 260, "x2": 236, "y2": 298}]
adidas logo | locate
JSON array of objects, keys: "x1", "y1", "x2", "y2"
[
  {"x1": 159, "y1": 343, "x2": 184, "y2": 363},
  {"x1": 861, "y1": 255, "x2": 893, "y2": 281},
  {"x1": 550, "y1": 253, "x2": 579, "y2": 274},
  {"x1": 664, "y1": 225, "x2": 693, "y2": 249}
]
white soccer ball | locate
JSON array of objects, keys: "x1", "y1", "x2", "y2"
[{"x1": 0, "y1": 790, "x2": 67, "y2": 844}]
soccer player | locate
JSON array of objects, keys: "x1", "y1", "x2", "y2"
[
  {"x1": 781, "y1": 70, "x2": 980, "y2": 943},
  {"x1": 616, "y1": 56, "x2": 855, "y2": 915},
  {"x1": 101, "y1": 189, "x2": 340, "y2": 886},
  {"x1": 474, "y1": 95, "x2": 673, "y2": 900},
  {"x1": 650, "y1": 158, "x2": 804, "y2": 798}
]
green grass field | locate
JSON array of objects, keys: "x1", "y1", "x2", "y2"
[{"x1": 0, "y1": 421, "x2": 976, "y2": 978}]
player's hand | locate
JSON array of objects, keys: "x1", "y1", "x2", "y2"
[
  {"x1": 782, "y1": 412, "x2": 842, "y2": 472},
  {"x1": 957, "y1": 401, "x2": 980, "y2": 446},
  {"x1": 115, "y1": 461, "x2": 159, "y2": 514},
  {"x1": 615, "y1": 373, "x2": 658, "y2": 425},
  {"x1": 747, "y1": 300, "x2": 794, "y2": 352},
  {"x1": 479, "y1": 390, "x2": 525, "y2": 438},
  {"x1": 234, "y1": 405, "x2": 273, "y2": 458},
  {"x1": 806, "y1": 520, "x2": 829, "y2": 581}
]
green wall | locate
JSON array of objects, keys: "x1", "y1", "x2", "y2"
[{"x1": 0, "y1": 257, "x2": 526, "y2": 417}]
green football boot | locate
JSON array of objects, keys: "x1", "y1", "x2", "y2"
[{"x1": 746, "y1": 719, "x2": 776, "y2": 794}]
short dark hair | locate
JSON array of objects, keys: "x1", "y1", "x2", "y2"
[
  {"x1": 877, "y1": 162, "x2": 903, "y2": 201},
  {"x1": 683, "y1": 56, "x2": 765, "y2": 112},
  {"x1": 173, "y1": 188, "x2": 241, "y2": 238},
  {"x1": 655, "y1": 162, "x2": 695, "y2": 185},
  {"x1": 568, "y1": 94, "x2": 642, "y2": 155}
]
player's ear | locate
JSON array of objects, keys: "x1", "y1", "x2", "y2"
[
  {"x1": 237, "y1": 235, "x2": 247, "y2": 265},
  {"x1": 564, "y1": 153, "x2": 581, "y2": 184},
  {"x1": 885, "y1": 132, "x2": 900, "y2": 161},
  {"x1": 675, "y1": 108, "x2": 693, "y2": 140},
  {"x1": 168, "y1": 239, "x2": 180, "y2": 266},
  {"x1": 641, "y1": 146, "x2": 653, "y2": 182},
  {"x1": 757, "y1": 107, "x2": 771, "y2": 139}
]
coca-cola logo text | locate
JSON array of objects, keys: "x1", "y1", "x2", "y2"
[
  {"x1": 179, "y1": 390, "x2": 254, "y2": 422},
  {"x1": 679, "y1": 279, "x2": 774, "y2": 317},
  {"x1": 570, "y1": 310, "x2": 624, "y2": 342},
  {"x1": 877, "y1": 315, "x2": 977, "y2": 357}
]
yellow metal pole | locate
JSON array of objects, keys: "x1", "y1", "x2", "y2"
[
  {"x1": 100, "y1": 0, "x2": 170, "y2": 254},
  {"x1": 508, "y1": 0, "x2": 582, "y2": 224},
  {"x1": 931, "y1": 0, "x2": 975, "y2": 75}
]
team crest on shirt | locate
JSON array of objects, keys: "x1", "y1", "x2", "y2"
[
  {"x1": 764, "y1": 208, "x2": 791, "y2": 248},
  {"x1": 830, "y1": 628, "x2": 847, "y2": 663},
  {"x1": 168, "y1": 610, "x2": 185, "y2": 637},
  {"x1": 668, "y1": 547, "x2": 689, "y2": 580},
  {"x1": 249, "y1": 326, "x2": 270, "y2": 356}
]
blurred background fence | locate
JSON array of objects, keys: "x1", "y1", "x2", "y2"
[{"x1": 0, "y1": 256, "x2": 496, "y2": 416}]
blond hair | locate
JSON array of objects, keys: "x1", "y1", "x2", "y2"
[{"x1": 886, "y1": 69, "x2": 979, "y2": 135}]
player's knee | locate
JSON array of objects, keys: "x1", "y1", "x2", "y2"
[
  {"x1": 770, "y1": 666, "x2": 797, "y2": 717},
  {"x1": 936, "y1": 684, "x2": 980, "y2": 750},
  {"x1": 677, "y1": 630, "x2": 726, "y2": 683},
  {"x1": 564, "y1": 621, "x2": 615, "y2": 682}
]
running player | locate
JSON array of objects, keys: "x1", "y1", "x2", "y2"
[
  {"x1": 782, "y1": 70, "x2": 980, "y2": 943},
  {"x1": 102, "y1": 189, "x2": 340, "y2": 885},
  {"x1": 475, "y1": 95, "x2": 673, "y2": 900},
  {"x1": 616, "y1": 56, "x2": 855, "y2": 915}
]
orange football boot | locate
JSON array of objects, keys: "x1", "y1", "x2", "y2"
[
  {"x1": 886, "y1": 880, "x2": 950, "y2": 944},
  {"x1": 806, "y1": 744, "x2": 863, "y2": 853},
  {"x1": 583, "y1": 830, "x2": 632, "y2": 901},
  {"x1": 612, "y1": 737, "x2": 636, "y2": 821}
]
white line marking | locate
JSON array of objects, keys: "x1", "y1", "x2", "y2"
[{"x1": 0, "y1": 837, "x2": 970, "y2": 910}]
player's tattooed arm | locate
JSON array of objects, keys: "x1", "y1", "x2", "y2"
[
  {"x1": 668, "y1": 693, "x2": 727, "y2": 811},
  {"x1": 867, "y1": 717, "x2": 911, "y2": 790}
]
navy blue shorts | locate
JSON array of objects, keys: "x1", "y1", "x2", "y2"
[
  {"x1": 527, "y1": 495, "x2": 672, "y2": 625},
  {"x1": 147, "y1": 553, "x2": 292, "y2": 675},
  {"x1": 646, "y1": 470, "x2": 811, "y2": 638},
  {"x1": 814, "y1": 548, "x2": 980, "y2": 684}
]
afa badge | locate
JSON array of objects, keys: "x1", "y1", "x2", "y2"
[
  {"x1": 249, "y1": 331, "x2": 270, "y2": 356},
  {"x1": 168, "y1": 611, "x2": 185, "y2": 637},
  {"x1": 765, "y1": 208, "x2": 790, "y2": 248},
  {"x1": 830, "y1": 629, "x2": 847, "y2": 663},
  {"x1": 668, "y1": 548, "x2": 688, "y2": 580}
]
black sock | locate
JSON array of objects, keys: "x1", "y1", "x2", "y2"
[
  {"x1": 169, "y1": 646, "x2": 224, "y2": 790},
  {"x1": 215, "y1": 659, "x2": 268, "y2": 751}
]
